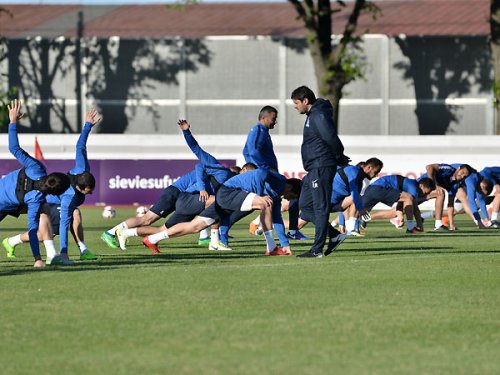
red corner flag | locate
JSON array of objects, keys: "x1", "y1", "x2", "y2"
[{"x1": 34, "y1": 137, "x2": 45, "y2": 163}]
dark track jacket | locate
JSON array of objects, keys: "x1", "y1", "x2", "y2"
[{"x1": 301, "y1": 98, "x2": 345, "y2": 171}]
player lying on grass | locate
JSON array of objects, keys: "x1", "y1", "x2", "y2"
[
  {"x1": 417, "y1": 163, "x2": 472, "y2": 231},
  {"x1": 138, "y1": 168, "x2": 301, "y2": 256},
  {"x1": 0, "y1": 100, "x2": 69, "y2": 267},
  {"x1": 2, "y1": 109, "x2": 100, "y2": 264},
  {"x1": 361, "y1": 175, "x2": 436, "y2": 234}
]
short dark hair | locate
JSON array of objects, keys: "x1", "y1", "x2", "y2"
[
  {"x1": 286, "y1": 178, "x2": 302, "y2": 198},
  {"x1": 242, "y1": 162, "x2": 257, "y2": 171},
  {"x1": 290, "y1": 85, "x2": 316, "y2": 104},
  {"x1": 40, "y1": 172, "x2": 70, "y2": 195},
  {"x1": 365, "y1": 157, "x2": 384, "y2": 169},
  {"x1": 229, "y1": 166, "x2": 242, "y2": 174},
  {"x1": 418, "y1": 177, "x2": 436, "y2": 191},
  {"x1": 258, "y1": 106, "x2": 278, "y2": 120},
  {"x1": 459, "y1": 164, "x2": 474, "y2": 175},
  {"x1": 480, "y1": 178, "x2": 493, "y2": 195},
  {"x1": 75, "y1": 172, "x2": 96, "y2": 190}
]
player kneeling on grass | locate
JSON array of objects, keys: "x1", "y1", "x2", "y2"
[
  {"x1": 139, "y1": 169, "x2": 301, "y2": 256},
  {"x1": 361, "y1": 176, "x2": 435, "y2": 234}
]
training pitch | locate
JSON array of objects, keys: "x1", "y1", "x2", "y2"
[{"x1": 0, "y1": 207, "x2": 499, "y2": 375}]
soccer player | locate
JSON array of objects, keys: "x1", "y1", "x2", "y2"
[
  {"x1": 291, "y1": 85, "x2": 350, "y2": 258},
  {"x1": 479, "y1": 166, "x2": 500, "y2": 228},
  {"x1": 362, "y1": 175, "x2": 436, "y2": 233},
  {"x1": 244, "y1": 106, "x2": 307, "y2": 240},
  {"x1": 2, "y1": 109, "x2": 100, "y2": 263},
  {"x1": 104, "y1": 120, "x2": 245, "y2": 253},
  {"x1": 0, "y1": 100, "x2": 70, "y2": 267},
  {"x1": 455, "y1": 169, "x2": 492, "y2": 229},
  {"x1": 418, "y1": 163, "x2": 473, "y2": 231},
  {"x1": 298, "y1": 158, "x2": 383, "y2": 241},
  {"x1": 141, "y1": 168, "x2": 301, "y2": 256}
]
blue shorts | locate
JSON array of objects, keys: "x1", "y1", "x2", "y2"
[
  {"x1": 198, "y1": 186, "x2": 252, "y2": 222},
  {"x1": 362, "y1": 185, "x2": 400, "y2": 211},
  {"x1": 165, "y1": 192, "x2": 206, "y2": 227},
  {"x1": 150, "y1": 185, "x2": 181, "y2": 218},
  {"x1": 48, "y1": 203, "x2": 62, "y2": 235}
]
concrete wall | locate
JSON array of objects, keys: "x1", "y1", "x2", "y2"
[{"x1": 1, "y1": 35, "x2": 494, "y2": 135}]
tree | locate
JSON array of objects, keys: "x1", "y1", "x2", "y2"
[
  {"x1": 491, "y1": 0, "x2": 500, "y2": 134},
  {"x1": 288, "y1": 0, "x2": 379, "y2": 131}
]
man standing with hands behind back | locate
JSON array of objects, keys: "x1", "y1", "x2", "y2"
[{"x1": 291, "y1": 86, "x2": 348, "y2": 258}]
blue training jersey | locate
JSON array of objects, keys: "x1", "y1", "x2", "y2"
[
  {"x1": 331, "y1": 165, "x2": 365, "y2": 210},
  {"x1": 372, "y1": 175, "x2": 420, "y2": 200},
  {"x1": 463, "y1": 171, "x2": 488, "y2": 221},
  {"x1": 243, "y1": 123, "x2": 278, "y2": 170},
  {"x1": 418, "y1": 163, "x2": 459, "y2": 195},
  {"x1": 480, "y1": 167, "x2": 500, "y2": 185},
  {"x1": 0, "y1": 124, "x2": 47, "y2": 257},
  {"x1": 183, "y1": 129, "x2": 235, "y2": 194}
]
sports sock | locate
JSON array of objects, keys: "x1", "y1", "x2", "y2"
[
  {"x1": 108, "y1": 222, "x2": 128, "y2": 235},
  {"x1": 492, "y1": 211, "x2": 498, "y2": 221},
  {"x1": 288, "y1": 229, "x2": 296, "y2": 235},
  {"x1": 199, "y1": 228, "x2": 209, "y2": 239},
  {"x1": 251, "y1": 216, "x2": 260, "y2": 225},
  {"x1": 263, "y1": 230, "x2": 276, "y2": 251},
  {"x1": 210, "y1": 229, "x2": 220, "y2": 246},
  {"x1": 421, "y1": 211, "x2": 435, "y2": 219},
  {"x1": 77, "y1": 241, "x2": 88, "y2": 254},
  {"x1": 407, "y1": 220, "x2": 415, "y2": 230},
  {"x1": 44, "y1": 240, "x2": 57, "y2": 259},
  {"x1": 122, "y1": 228, "x2": 138, "y2": 238},
  {"x1": 330, "y1": 220, "x2": 338, "y2": 228},
  {"x1": 8, "y1": 234, "x2": 23, "y2": 247},
  {"x1": 346, "y1": 217, "x2": 356, "y2": 232},
  {"x1": 148, "y1": 231, "x2": 168, "y2": 244},
  {"x1": 435, "y1": 219, "x2": 443, "y2": 228}
]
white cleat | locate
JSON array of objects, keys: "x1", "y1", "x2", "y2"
[
  {"x1": 115, "y1": 228, "x2": 128, "y2": 250},
  {"x1": 208, "y1": 241, "x2": 232, "y2": 251}
]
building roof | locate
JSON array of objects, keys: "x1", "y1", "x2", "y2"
[{"x1": 0, "y1": 0, "x2": 490, "y2": 39}]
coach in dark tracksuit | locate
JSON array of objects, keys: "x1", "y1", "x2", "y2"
[{"x1": 291, "y1": 86, "x2": 348, "y2": 257}]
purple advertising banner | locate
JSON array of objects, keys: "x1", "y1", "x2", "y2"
[{"x1": 0, "y1": 159, "x2": 236, "y2": 205}]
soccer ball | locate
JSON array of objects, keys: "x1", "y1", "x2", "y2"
[
  {"x1": 136, "y1": 205, "x2": 149, "y2": 217},
  {"x1": 102, "y1": 206, "x2": 116, "y2": 219}
]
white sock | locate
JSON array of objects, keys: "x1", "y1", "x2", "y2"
[
  {"x1": 263, "y1": 230, "x2": 277, "y2": 251},
  {"x1": 210, "y1": 229, "x2": 220, "y2": 245},
  {"x1": 199, "y1": 228, "x2": 209, "y2": 239},
  {"x1": 421, "y1": 211, "x2": 435, "y2": 219},
  {"x1": 407, "y1": 220, "x2": 415, "y2": 230},
  {"x1": 251, "y1": 216, "x2": 260, "y2": 225},
  {"x1": 44, "y1": 240, "x2": 57, "y2": 259},
  {"x1": 330, "y1": 220, "x2": 338, "y2": 228},
  {"x1": 8, "y1": 234, "x2": 23, "y2": 247},
  {"x1": 346, "y1": 217, "x2": 357, "y2": 232},
  {"x1": 122, "y1": 228, "x2": 138, "y2": 238},
  {"x1": 78, "y1": 242, "x2": 88, "y2": 254},
  {"x1": 288, "y1": 229, "x2": 296, "y2": 235},
  {"x1": 108, "y1": 222, "x2": 128, "y2": 235},
  {"x1": 148, "y1": 230, "x2": 168, "y2": 244},
  {"x1": 492, "y1": 212, "x2": 498, "y2": 221},
  {"x1": 435, "y1": 219, "x2": 443, "y2": 228}
]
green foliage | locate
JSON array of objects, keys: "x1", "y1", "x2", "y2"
[
  {"x1": 0, "y1": 208, "x2": 499, "y2": 374},
  {"x1": 493, "y1": 79, "x2": 500, "y2": 109}
]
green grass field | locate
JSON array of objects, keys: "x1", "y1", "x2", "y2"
[{"x1": 0, "y1": 207, "x2": 499, "y2": 375}]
